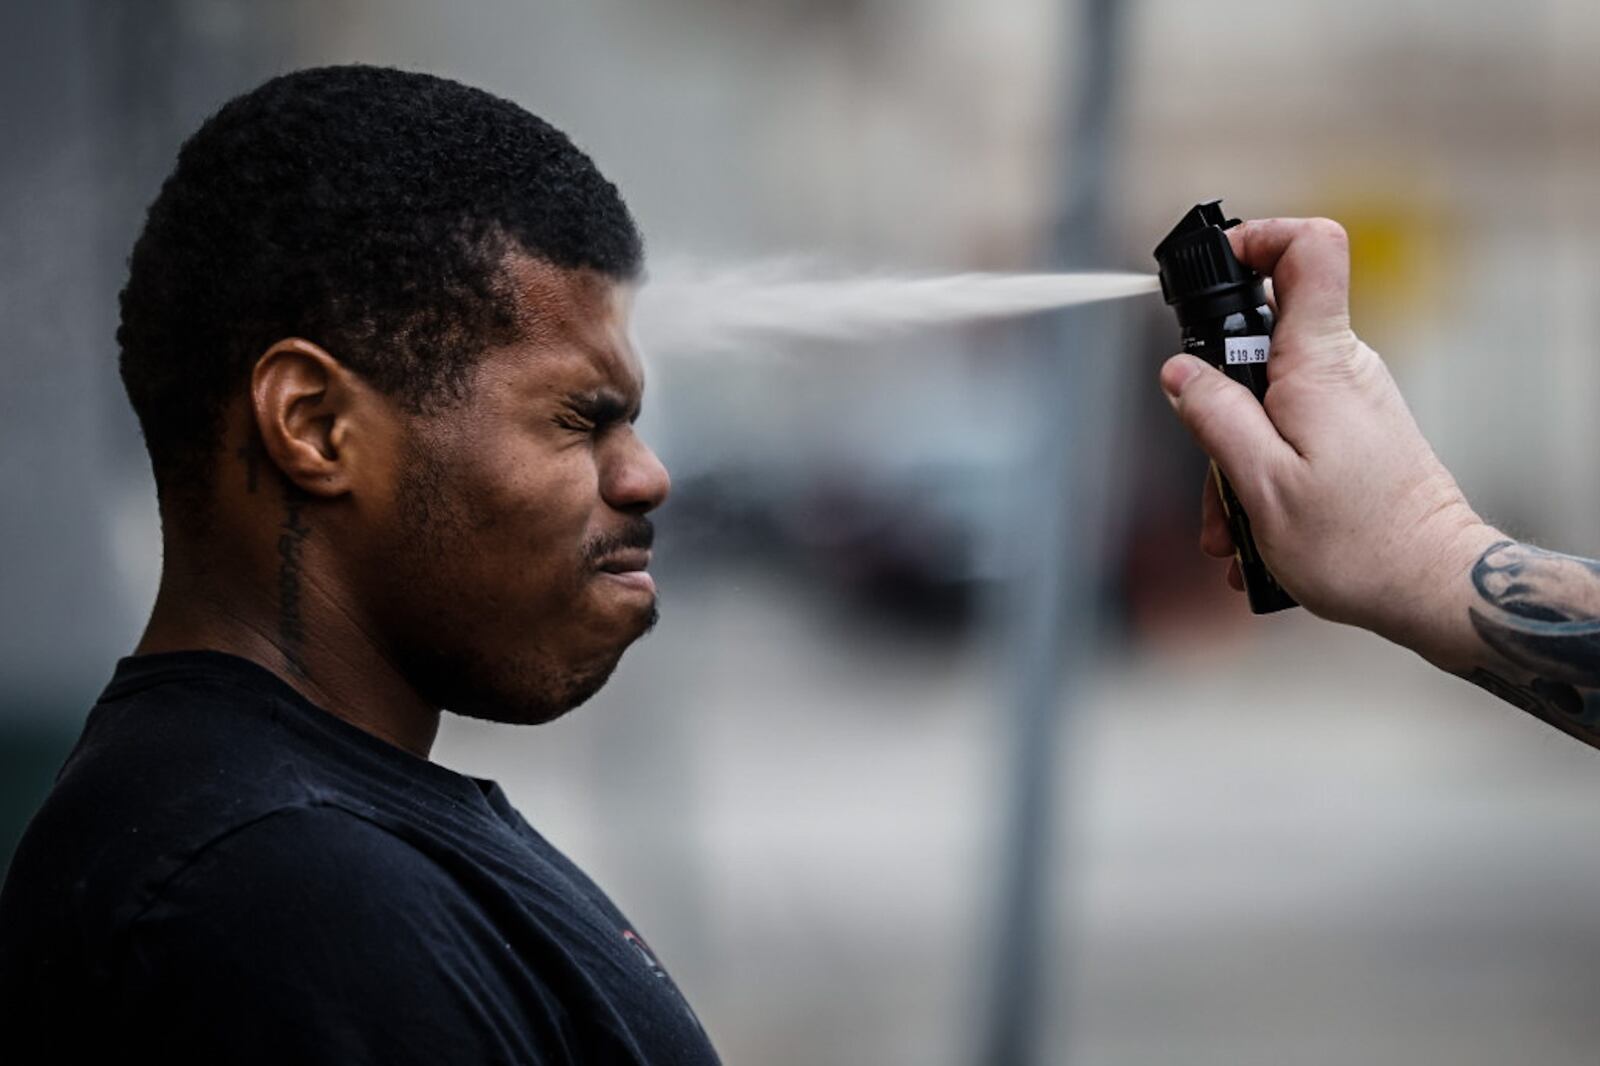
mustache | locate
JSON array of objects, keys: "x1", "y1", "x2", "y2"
[{"x1": 582, "y1": 518, "x2": 655, "y2": 566}]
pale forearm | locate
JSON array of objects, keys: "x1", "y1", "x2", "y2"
[{"x1": 1367, "y1": 519, "x2": 1508, "y2": 675}]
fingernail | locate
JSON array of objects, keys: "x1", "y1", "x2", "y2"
[{"x1": 1161, "y1": 354, "x2": 1203, "y2": 401}]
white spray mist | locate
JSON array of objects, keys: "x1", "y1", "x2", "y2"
[{"x1": 631, "y1": 258, "x2": 1161, "y2": 356}]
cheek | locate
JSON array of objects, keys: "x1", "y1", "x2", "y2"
[{"x1": 461, "y1": 450, "x2": 600, "y2": 572}]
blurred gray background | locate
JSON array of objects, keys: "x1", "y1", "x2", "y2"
[{"x1": 5, "y1": 1, "x2": 1600, "y2": 1063}]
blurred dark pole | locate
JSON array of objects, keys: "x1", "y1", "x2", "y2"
[{"x1": 979, "y1": 1, "x2": 1129, "y2": 1064}]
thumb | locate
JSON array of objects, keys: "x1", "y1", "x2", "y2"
[{"x1": 1160, "y1": 354, "x2": 1294, "y2": 508}]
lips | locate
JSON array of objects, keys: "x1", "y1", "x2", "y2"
[
  {"x1": 595, "y1": 549, "x2": 651, "y2": 575},
  {"x1": 594, "y1": 550, "x2": 656, "y2": 595}
]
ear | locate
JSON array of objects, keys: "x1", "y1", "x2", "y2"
[{"x1": 250, "y1": 338, "x2": 376, "y2": 498}]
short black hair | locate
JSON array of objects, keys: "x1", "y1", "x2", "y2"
[{"x1": 118, "y1": 64, "x2": 643, "y2": 507}]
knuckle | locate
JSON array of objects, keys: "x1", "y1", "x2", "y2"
[
  {"x1": 1307, "y1": 216, "x2": 1349, "y2": 246},
  {"x1": 1326, "y1": 340, "x2": 1388, "y2": 389}
]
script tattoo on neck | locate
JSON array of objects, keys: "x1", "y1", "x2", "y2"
[
  {"x1": 1456, "y1": 539, "x2": 1600, "y2": 747},
  {"x1": 277, "y1": 481, "x2": 312, "y2": 679}
]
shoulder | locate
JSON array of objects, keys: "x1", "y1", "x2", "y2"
[
  {"x1": 143, "y1": 802, "x2": 448, "y2": 914},
  {"x1": 119, "y1": 804, "x2": 574, "y2": 1063},
  {"x1": 2, "y1": 679, "x2": 323, "y2": 945},
  {"x1": 125, "y1": 804, "x2": 478, "y2": 974},
  {"x1": 131, "y1": 803, "x2": 508, "y2": 960}
]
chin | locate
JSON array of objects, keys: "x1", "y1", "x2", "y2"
[
  {"x1": 634, "y1": 599, "x2": 662, "y2": 637},
  {"x1": 443, "y1": 661, "x2": 612, "y2": 726},
  {"x1": 441, "y1": 635, "x2": 642, "y2": 727},
  {"x1": 421, "y1": 596, "x2": 661, "y2": 726}
]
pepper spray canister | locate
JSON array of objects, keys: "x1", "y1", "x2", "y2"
[{"x1": 1154, "y1": 200, "x2": 1297, "y2": 614}]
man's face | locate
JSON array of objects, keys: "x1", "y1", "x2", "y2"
[{"x1": 361, "y1": 258, "x2": 670, "y2": 724}]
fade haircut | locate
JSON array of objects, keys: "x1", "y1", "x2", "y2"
[{"x1": 118, "y1": 64, "x2": 643, "y2": 510}]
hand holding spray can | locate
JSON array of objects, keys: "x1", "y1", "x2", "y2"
[{"x1": 1154, "y1": 201, "x2": 1297, "y2": 614}]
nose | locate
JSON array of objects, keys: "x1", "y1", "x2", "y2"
[{"x1": 602, "y1": 430, "x2": 671, "y2": 515}]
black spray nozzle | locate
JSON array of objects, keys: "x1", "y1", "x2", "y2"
[{"x1": 1153, "y1": 199, "x2": 1262, "y2": 315}]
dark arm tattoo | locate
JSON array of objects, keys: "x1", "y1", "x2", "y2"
[{"x1": 1458, "y1": 540, "x2": 1600, "y2": 745}]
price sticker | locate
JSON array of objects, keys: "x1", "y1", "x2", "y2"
[{"x1": 1225, "y1": 336, "x2": 1270, "y2": 365}]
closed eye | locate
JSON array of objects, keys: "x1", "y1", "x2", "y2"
[
  {"x1": 559, "y1": 388, "x2": 640, "y2": 432},
  {"x1": 552, "y1": 412, "x2": 596, "y2": 433}
]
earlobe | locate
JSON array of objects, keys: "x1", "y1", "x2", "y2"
[{"x1": 251, "y1": 338, "x2": 358, "y2": 499}]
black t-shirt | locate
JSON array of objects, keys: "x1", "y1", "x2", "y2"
[{"x1": 0, "y1": 651, "x2": 720, "y2": 1065}]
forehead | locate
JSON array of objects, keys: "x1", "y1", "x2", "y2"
[{"x1": 475, "y1": 256, "x2": 642, "y2": 403}]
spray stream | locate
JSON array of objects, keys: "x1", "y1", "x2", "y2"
[{"x1": 632, "y1": 259, "x2": 1161, "y2": 355}]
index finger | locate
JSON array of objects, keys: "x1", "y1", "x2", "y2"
[{"x1": 1226, "y1": 217, "x2": 1351, "y2": 332}]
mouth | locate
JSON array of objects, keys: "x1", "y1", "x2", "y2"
[{"x1": 595, "y1": 550, "x2": 656, "y2": 595}]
